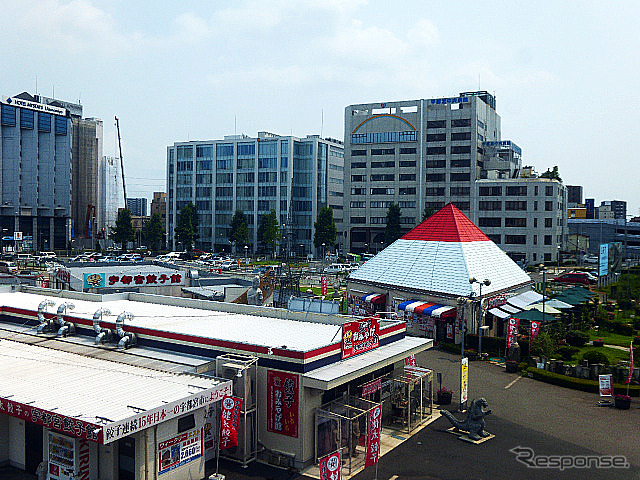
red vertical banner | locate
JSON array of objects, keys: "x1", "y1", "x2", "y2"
[
  {"x1": 220, "y1": 396, "x2": 242, "y2": 450},
  {"x1": 627, "y1": 341, "x2": 634, "y2": 384},
  {"x1": 319, "y1": 450, "x2": 342, "y2": 480},
  {"x1": 530, "y1": 321, "x2": 541, "y2": 340},
  {"x1": 506, "y1": 317, "x2": 520, "y2": 348},
  {"x1": 404, "y1": 355, "x2": 417, "y2": 366},
  {"x1": 365, "y1": 404, "x2": 382, "y2": 467},
  {"x1": 267, "y1": 370, "x2": 299, "y2": 437},
  {"x1": 321, "y1": 276, "x2": 328, "y2": 296}
]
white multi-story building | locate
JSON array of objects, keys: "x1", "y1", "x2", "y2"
[
  {"x1": 166, "y1": 132, "x2": 344, "y2": 255},
  {"x1": 98, "y1": 155, "x2": 124, "y2": 238}
]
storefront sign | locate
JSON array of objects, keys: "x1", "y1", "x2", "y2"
[
  {"x1": 319, "y1": 450, "x2": 342, "y2": 480},
  {"x1": 447, "y1": 324, "x2": 453, "y2": 339},
  {"x1": 220, "y1": 396, "x2": 242, "y2": 449},
  {"x1": 0, "y1": 397, "x2": 102, "y2": 442},
  {"x1": 460, "y1": 358, "x2": 469, "y2": 404},
  {"x1": 530, "y1": 321, "x2": 541, "y2": 340},
  {"x1": 321, "y1": 276, "x2": 328, "y2": 295},
  {"x1": 104, "y1": 381, "x2": 232, "y2": 444},
  {"x1": 598, "y1": 374, "x2": 614, "y2": 397},
  {"x1": 506, "y1": 317, "x2": 520, "y2": 348},
  {"x1": 342, "y1": 317, "x2": 380, "y2": 359},
  {"x1": 365, "y1": 404, "x2": 382, "y2": 467},
  {"x1": 267, "y1": 370, "x2": 299, "y2": 437},
  {"x1": 2, "y1": 96, "x2": 67, "y2": 116},
  {"x1": 361, "y1": 378, "x2": 382, "y2": 397},
  {"x1": 83, "y1": 271, "x2": 185, "y2": 289},
  {"x1": 158, "y1": 428, "x2": 202, "y2": 475},
  {"x1": 486, "y1": 294, "x2": 508, "y2": 309}
]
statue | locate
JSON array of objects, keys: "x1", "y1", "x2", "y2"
[
  {"x1": 440, "y1": 398, "x2": 492, "y2": 441},
  {"x1": 247, "y1": 275, "x2": 264, "y2": 306}
]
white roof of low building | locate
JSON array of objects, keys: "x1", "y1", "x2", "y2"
[{"x1": 349, "y1": 204, "x2": 532, "y2": 298}]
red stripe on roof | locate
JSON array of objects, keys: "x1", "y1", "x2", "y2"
[{"x1": 402, "y1": 203, "x2": 491, "y2": 242}]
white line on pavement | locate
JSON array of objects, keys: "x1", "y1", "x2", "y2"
[{"x1": 504, "y1": 376, "x2": 522, "y2": 389}]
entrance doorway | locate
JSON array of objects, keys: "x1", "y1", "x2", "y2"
[
  {"x1": 24, "y1": 422, "x2": 43, "y2": 474},
  {"x1": 118, "y1": 436, "x2": 136, "y2": 480}
]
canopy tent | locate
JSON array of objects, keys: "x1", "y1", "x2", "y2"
[
  {"x1": 512, "y1": 309, "x2": 557, "y2": 322},
  {"x1": 563, "y1": 286, "x2": 597, "y2": 298},
  {"x1": 362, "y1": 292, "x2": 386, "y2": 304},
  {"x1": 524, "y1": 303, "x2": 561, "y2": 315},
  {"x1": 535, "y1": 298, "x2": 574, "y2": 309},
  {"x1": 553, "y1": 294, "x2": 586, "y2": 306}
]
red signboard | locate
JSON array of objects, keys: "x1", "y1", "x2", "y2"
[
  {"x1": 319, "y1": 450, "x2": 342, "y2": 480},
  {"x1": 220, "y1": 396, "x2": 242, "y2": 450},
  {"x1": 267, "y1": 370, "x2": 299, "y2": 438},
  {"x1": 507, "y1": 317, "x2": 520, "y2": 348},
  {"x1": 342, "y1": 317, "x2": 380, "y2": 360},
  {"x1": 0, "y1": 397, "x2": 102, "y2": 442},
  {"x1": 365, "y1": 404, "x2": 382, "y2": 467},
  {"x1": 321, "y1": 276, "x2": 328, "y2": 296},
  {"x1": 530, "y1": 321, "x2": 541, "y2": 340},
  {"x1": 361, "y1": 378, "x2": 382, "y2": 397},
  {"x1": 404, "y1": 355, "x2": 417, "y2": 367}
]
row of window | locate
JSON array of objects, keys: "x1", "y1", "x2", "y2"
[
  {"x1": 425, "y1": 187, "x2": 471, "y2": 196},
  {"x1": 1, "y1": 106, "x2": 67, "y2": 135},
  {"x1": 426, "y1": 118, "x2": 471, "y2": 129},
  {"x1": 351, "y1": 187, "x2": 416, "y2": 196},
  {"x1": 352, "y1": 147, "x2": 417, "y2": 156},
  {"x1": 351, "y1": 217, "x2": 416, "y2": 225},
  {"x1": 425, "y1": 173, "x2": 470, "y2": 182},
  {"x1": 479, "y1": 200, "x2": 558, "y2": 211},
  {"x1": 351, "y1": 160, "x2": 417, "y2": 168},
  {"x1": 426, "y1": 132, "x2": 471, "y2": 142},
  {"x1": 350, "y1": 200, "x2": 417, "y2": 209},
  {"x1": 426, "y1": 145, "x2": 471, "y2": 155},
  {"x1": 480, "y1": 217, "x2": 559, "y2": 228},
  {"x1": 351, "y1": 174, "x2": 417, "y2": 182},
  {"x1": 489, "y1": 234, "x2": 560, "y2": 246},
  {"x1": 351, "y1": 131, "x2": 418, "y2": 144},
  {"x1": 479, "y1": 185, "x2": 556, "y2": 196}
]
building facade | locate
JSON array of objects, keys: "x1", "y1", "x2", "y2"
[
  {"x1": 566, "y1": 185, "x2": 583, "y2": 207},
  {"x1": 126, "y1": 197, "x2": 148, "y2": 216},
  {"x1": 598, "y1": 200, "x2": 627, "y2": 219},
  {"x1": 568, "y1": 218, "x2": 640, "y2": 258},
  {"x1": 343, "y1": 92, "x2": 522, "y2": 252},
  {"x1": 98, "y1": 155, "x2": 124, "y2": 240},
  {"x1": 0, "y1": 93, "x2": 72, "y2": 250},
  {"x1": 474, "y1": 178, "x2": 567, "y2": 264},
  {"x1": 166, "y1": 132, "x2": 344, "y2": 254}
]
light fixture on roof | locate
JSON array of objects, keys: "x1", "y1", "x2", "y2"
[{"x1": 469, "y1": 277, "x2": 491, "y2": 286}]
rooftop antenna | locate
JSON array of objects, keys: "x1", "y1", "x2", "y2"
[
  {"x1": 35, "y1": 74, "x2": 38, "y2": 96},
  {"x1": 234, "y1": 115, "x2": 237, "y2": 136},
  {"x1": 320, "y1": 108, "x2": 324, "y2": 138}
]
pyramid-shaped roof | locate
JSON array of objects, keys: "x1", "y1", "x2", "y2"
[{"x1": 349, "y1": 203, "x2": 531, "y2": 297}]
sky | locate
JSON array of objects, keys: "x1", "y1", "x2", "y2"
[{"x1": 1, "y1": 0, "x2": 639, "y2": 214}]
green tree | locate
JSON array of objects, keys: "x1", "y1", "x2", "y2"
[
  {"x1": 229, "y1": 210, "x2": 250, "y2": 248},
  {"x1": 540, "y1": 166, "x2": 562, "y2": 182},
  {"x1": 530, "y1": 331, "x2": 558, "y2": 359},
  {"x1": 258, "y1": 209, "x2": 281, "y2": 255},
  {"x1": 422, "y1": 206, "x2": 436, "y2": 222},
  {"x1": 109, "y1": 209, "x2": 135, "y2": 252},
  {"x1": 175, "y1": 203, "x2": 198, "y2": 252},
  {"x1": 384, "y1": 203, "x2": 402, "y2": 245},
  {"x1": 143, "y1": 213, "x2": 165, "y2": 253},
  {"x1": 314, "y1": 206, "x2": 337, "y2": 250}
]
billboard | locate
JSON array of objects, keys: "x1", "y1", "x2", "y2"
[{"x1": 599, "y1": 244, "x2": 609, "y2": 276}]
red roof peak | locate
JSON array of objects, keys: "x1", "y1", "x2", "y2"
[{"x1": 402, "y1": 203, "x2": 491, "y2": 242}]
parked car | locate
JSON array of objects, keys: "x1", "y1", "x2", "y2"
[
  {"x1": 323, "y1": 263, "x2": 349, "y2": 274},
  {"x1": 552, "y1": 271, "x2": 597, "y2": 285},
  {"x1": 0, "y1": 261, "x2": 18, "y2": 274},
  {"x1": 582, "y1": 254, "x2": 599, "y2": 264}
]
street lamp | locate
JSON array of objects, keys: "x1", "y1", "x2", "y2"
[
  {"x1": 244, "y1": 245, "x2": 248, "y2": 267},
  {"x1": 469, "y1": 277, "x2": 491, "y2": 359},
  {"x1": 321, "y1": 242, "x2": 325, "y2": 272},
  {"x1": 539, "y1": 264, "x2": 547, "y2": 324},
  {"x1": 365, "y1": 243, "x2": 369, "y2": 254},
  {"x1": 557, "y1": 245, "x2": 561, "y2": 274}
]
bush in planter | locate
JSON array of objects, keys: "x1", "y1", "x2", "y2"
[
  {"x1": 557, "y1": 345, "x2": 580, "y2": 361},
  {"x1": 566, "y1": 330, "x2": 590, "y2": 347},
  {"x1": 437, "y1": 387, "x2": 453, "y2": 405},
  {"x1": 581, "y1": 349, "x2": 610, "y2": 366}
]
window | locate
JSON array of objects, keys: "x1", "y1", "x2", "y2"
[
  {"x1": 258, "y1": 200, "x2": 277, "y2": 211},
  {"x1": 330, "y1": 191, "x2": 344, "y2": 197},
  {"x1": 427, "y1": 146, "x2": 446, "y2": 155},
  {"x1": 54, "y1": 116, "x2": 67, "y2": 135},
  {"x1": 370, "y1": 201, "x2": 392, "y2": 208},
  {"x1": 479, "y1": 217, "x2": 501, "y2": 227},
  {"x1": 215, "y1": 199, "x2": 233, "y2": 210},
  {"x1": 351, "y1": 217, "x2": 366, "y2": 224},
  {"x1": 545, "y1": 201, "x2": 553, "y2": 211},
  {"x1": 452, "y1": 118, "x2": 471, "y2": 127},
  {"x1": 237, "y1": 143, "x2": 255, "y2": 156},
  {"x1": 258, "y1": 186, "x2": 277, "y2": 196},
  {"x1": 398, "y1": 201, "x2": 416, "y2": 208},
  {"x1": 479, "y1": 201, "x2": 502, "y2": 211},
  {"x1": 451, "y1": 159, "x2": 470, "y2": 168},
  {"x1": 216, "y1": 159, "x2": 232, "y2": 170},
  {"x1": 534, "y1": 186, "x2": 539, "y2": 195},
  {"x1": 544, "y1": 253, "x2": 552, "y2": 261},
  {"x1": 258, "y1": 158, "x2": 277, "y2": 169},
  {"x1": 451, "y1": 132, "x2": 471, "y2": 141},
  {"x1": 196, "y1": 186, "x2": 211, "y2": 197},
  {"x1": 427, "y1": 120, "x2": 445, "y2": 128},
  {"x1": 400, "y1": 160, "x2": 416, "y2": 167},
  {"x1": 351, "y1": 131, "x2": 417, "y2": 144},
  {"x1": 371, "y1": 161, "x2": 395, "y2": 168},
  {"x1": 487, "y1": 234, "x2": 501, "y2": 243},
  {"x1": 426, "y1": 187, "x2": 445, "y2": 196},
  {"x1": 370, "y1": 188, "x2": 394, "y2": 195},
  {"x1": 477, "y1": 119, "x2": 486, "y2": 130},
  {"x1": 329, "y1": 163, "x2": 343, "y2": 172},
  {"x1": 544, "y1": 235, "x2": 552, "y2": 245},
  {"x1": 546, "y1": 185, "x2": 554, "y2": 196},
  {"x1": 349, "y1": 201, "x2": 365, "y2": 208},
  {"x1": 351, "y1": 162, "x2": 366, "y2": 169},
  {"x1": 178, "y1": 414, "x2": 196, "y2": 433},
  {"x1": 195, "y1": 200, "x2": 210, "y2": 210},
  {"x1": 38, "y1": 113, "x2": 51, "y2": 132},
  {"x1": 236, "y1": 186, "x2": 254, "y2": 197},
  {"x1": 533, "y1": 235, "x2": 538, "y2": 245},
  {"x1": 20, "y1": 109, "x2": 34, "y2": 129},
  {"x1": 426, "y1": 201, "x2": 445, "y2": 210},
  {"x1": 329, "y1": 177, "x2": 343, "y2": 185},
  {"x1": 506, "y1": 186, "x2": 527, "y2": 196},
  {"x1": 1, "y1": 105, "x2": 16, "y2": 126},
  {"x1": 450, "y1": 173, "x2": 470, "y2": 182},
  {"x1": 534, "y1": 218, "x2": 538, "y2": 228},
  {"x1": 426, "y1": 173, "x2": 445, "y2": 182},
  {"x1": 352, "y1": 149, "x2": 366, "y2": 156},
  {"x1": 534, "y1": 200, "x2": 538, "y2": 211},
  {"x1": 505, "y1": 201, "x2": 527, "y2": 211},
  {"x1": 237, "y1": 172, "x2": 254, "y2": 183},
  {"x1": 479, "y1": 186, "x2": 502, "y2": 196},
  {"x1": 351, "y1": 188, "x2": 366, "y2": 195},
  {"x1": 399, "y1": 174, "x2": 416, "y2": 181},
  {"x1": 197, "y1": 159, "x2": 212, "y2": 170},
  {"x1": 400, "y1": 148, "x2": 417, "y2": 154},
  {"x1": 545, "y1": 218, "x2": 553, "y2": 228},
  {"x1": 451, "y1": 145, "x2": 470, "y2": 154},
  {"x1": 400, "y1": 217, "x2": 415, "y2": 224},
  {"x1": 216, "y1": 186, "x2": 233, "y2": 196},
  {"x1": 351, "y1": 174, "x2": 366, "y2": 182},
  {"x1": 370, "y1": 174, "x2": 394, "y2": 181},
  {"x1": 370, "y1": 217, "x2": 387, "y2": 224},
  {"x1": 237, "y1": 158, "x2": 254, "y2": 170},
  {"x1": 217, "y1": 144, "x2": 234, "y2": 156},
  {"x1": 450, "y1": 186, "x2": 470, "y2": 196},
  {"x1": 371, "y1": 148, "x2": 395, "y2": 155},
  {"x1": 426, "y1": 160, "x2": 446, "y2": 168},
  {"x1": 258, "y1": 171, "x2": 278, "y2": 182},
  {"x1": 504, "y1": 235, "x2": 527, "y2": 245},
  {"x1": 426, "y1": 133, "x2": 446, "y2": 142},
  {"x1": 505, "y1": 217, "x2": 527, "y2": 227},
  {"x1": 399, "y1": 187, "x2": 416, "y2": 195}
]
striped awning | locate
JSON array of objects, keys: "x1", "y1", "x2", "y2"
[
  {"x1": 398, "y1": 300, "x2": 455, "y2": 318},
  {"x1": 488, "y1": 307, "x2": 511, "y2": 319},
  {"x1": 488, "y1": 290, "x2": 545, "y2": 318},
  {"x1": 362, "y1": 292, "x2": 386, "y2": 305}
]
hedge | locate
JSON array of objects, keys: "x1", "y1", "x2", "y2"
[{"x1": 523, "y1": 367, "x2": 640, "y2": 397}]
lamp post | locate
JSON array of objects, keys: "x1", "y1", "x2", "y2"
[
  {"x1": 470, "y1": 277, "x2": 491, "y2": 359},
  {"x1": 244, "y1": 245, "x2": 248, "y2": 268},
  {"x1": 557, "y1": 245, "x2": 561, "y2": 274},
  {"x1": 539, "y1": 264, "x2": 547, "y2": 324},
  {"x1": 365, "y1": 243, "x2": 368, "y2": 254},
  {"x1": 321, "y1": 242, "x2": 325, "y2": 272}
]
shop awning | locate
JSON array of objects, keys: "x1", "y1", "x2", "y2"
[
  {"x1": 362, "y1": 292, "x2": 386, "y2": 304},
  {"x1": 506, "y1": 290, "x2": 544, "y2": 309},
  {"x1": 302, "y1": 336, "x2": 433, "y2": 390},
  {"x1": 398, "y1": 300, "x2": 455, "y2": 317},
  {"x1": 488, "y1": 307, "x2": 511, "y2": 319}
]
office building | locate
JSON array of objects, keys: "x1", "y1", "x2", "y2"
[
  {"x1": 585, "y1": 198, "x2": 596, "y2": 219},
  {"x1": 569, "y1": 218, "x2": 640, "y2": 258},
  {"x1": 0, "y1": 92, "x2": 72, "y2": 250},
  {"x1": 343, "y1": 91, "x2": 522, "y2": 252},
  {"x1": 598, "y1": 200, "x2": 626, "y2": 220},
  {"x1": 166, "y1": 132, "x2": 344, "y2": 254},
  {"x1": 474, "y1": 177, "x2": 567, "y2": 264},
  {"x1": 151, "y1": 192, "x2": 167, "y2": 223},
  {"x1": 566, "y1": 185, "x2": 583, "y2": 207},
  {"x1": 126, "y1": 197, "x2": 148, "y2": 216}
]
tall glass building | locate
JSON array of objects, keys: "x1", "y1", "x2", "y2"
[{"x1": 166, "y1": 132, "x2": 344, "y2": 255}]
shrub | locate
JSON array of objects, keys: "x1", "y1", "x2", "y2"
[
  {"x1": 566, "y1": 330, "x2": 590, "y2": 347},
  {"x1": 525, "y1": 367, "x2": 640, "y2": 396},
  {"x1": 557, "y1": 345, "x2": 580, "y2": 361},
  {"x1": 582, "y1": 350, "x2": 610, "y2": 366},
  {"x1": 618, "y1": 299, "x2": 634, "y2": 311}
]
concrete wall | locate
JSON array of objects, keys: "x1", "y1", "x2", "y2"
[
  {"x1": 0, "y1": 413, "x2": 8, "y2": 465},
  {"x1": 8, "y1": 416, "x2": 25, "y2": 469}
]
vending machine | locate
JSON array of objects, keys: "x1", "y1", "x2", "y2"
[{"x1": 47, "y1": 431, "x2": 97, "y2": 480}]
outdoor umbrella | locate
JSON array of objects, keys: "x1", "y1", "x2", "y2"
[
  {"x1": 539, "y1": 298, "x2": 574, "y2": 309},
  {"x1": 524, "y1": 303, "x2": 562, "y2": 315},
  {"x1": 553, "y1": 293, "x2": 586, "y2": 306},
  {"x1": 512, "y1": 309, "x2": 555, "y2": 322}
]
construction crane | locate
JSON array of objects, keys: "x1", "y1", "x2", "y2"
[{"x1": 114, "y1": 116, "x2": 127, "y2": 208}]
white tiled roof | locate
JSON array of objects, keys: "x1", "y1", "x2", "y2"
[{"x1": 349, "y1": 239, "x2": 531, "y2": 297}]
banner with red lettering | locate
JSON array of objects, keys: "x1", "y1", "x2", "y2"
[
  {"x1": 530, "y1": 321, "x2": 541, "y2": 340},
  {"x1": 404, "y1": 355, "x2": 417, "y2": 367},
  {"x1": 365, "y1": 404, "x2": 382, "y2": 467},
  {"x1": 506, "y1": 317, "x2": 519, "y2": 348},
  {"x1": 627, "y1": 341, "x2": 634, "y2": 384},
  {"x1": 319, "y1": 450, "x2": 342, "y2": 480},
  {"x1": 342, "y1": 317, "x2": 380, "y2": 359},
  {"x1": 361, "y1": 378, "x2": 382, "y2": 398},
  {"x1": 321, "y1": 276, "x2": 328, "y2": 296},
  {"x1": 220, "y1": 396, "x2": 242, "y2": 450},
  {"x1": 598, "y1": 374, "x2": 614, "y2": 397},
  {"x1": 267, "y1": 370, "x2": 299, "y2": 437}
]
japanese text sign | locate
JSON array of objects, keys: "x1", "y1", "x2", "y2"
[
  {"x1": 598, "y1": 374, "x2": 614, "y2": 397},
  {"x1": 507, "y1": 317, "x2": 520, "y2": 348},
  {"x1": 267, "y1": 370, "x2": 299, "y2": 438},
  {"x1": 319, "y1": 450, "x2": 342, "y2": 480},
  {"x1": 342, "y1": 317, "x2": 380, "y2": 359},
  {"x1": 220, "y1": 396, "x2": 242, "y2": 450},
  {"x1": 365, "y1": 405, "x2": 382, "y2": 467},
  {"x1": 158, "y1": 429, "x2": 202, "y2": 475},
  {"x1": 460, "y1": 357, "x2": 469, "y2": 404},
  {"x1": 83, "y1": 271, "x2": 185, "y2": 289}
]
